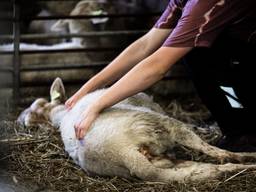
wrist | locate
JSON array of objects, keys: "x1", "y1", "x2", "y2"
[
  {"x1": 77, "y1": 86, "x2": 89, "y2": 97},
  {"x1": 90, "y1": 100, "x2": 105, "y2": 113}
]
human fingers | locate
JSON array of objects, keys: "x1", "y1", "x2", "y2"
[
  {"x1": 65, "y1": 98, "x2": 76, "y2": 110},
  {"x1": 78, "y1": 125, "x2": 87, "y2": 140},
  {"x1": 77, "y1": 113, "x2": 95, "y2": 139},
  {"x1": 75, "y1": 106, "x2": 100, "y2": 139},
  {"x1": 74, "y1": 122, "x2": 80, "y2": 139},
  {"x1": 74, "y1": 117, "x2": 88, "y2": 139},
  {"x1": 78, "y1": 117, "x2": 92, "y2": 139},
  {"x1": 74, "y1": 109, "x2": 88, "y2": 138},
  {"x1": 65, "y1": 98, "x2": 72, "y2": 108}
]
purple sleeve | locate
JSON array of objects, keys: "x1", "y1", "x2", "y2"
[
  {"x1": 162, "y1": 0, "x2": 255, "y2": 47},
  {"x1": 154, "y1": 0, "x2": 182, "y2": 30}
]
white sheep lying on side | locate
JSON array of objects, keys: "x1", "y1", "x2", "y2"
[{"x1": 18, "y1": 78, "x2": 256, "y2": 182}]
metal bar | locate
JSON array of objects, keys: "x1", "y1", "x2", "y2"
[
  {"x1": 21, "y1": 62, "x2": 108, "y2": 71},
  {"x1": 21, "y1": 13, "x2": 161, "y2": 21},
  {"x1": 0, "y1": 47, "x2": 122, "y2": 55},
  {"x1": 0, "y1": 76, "x2": 189, "y2": 89},
  {"x1": 0, "y1": 0, "x2": 21, "y2": 2},
  {"x1": 1, "y1": 13, "x2": 161, "y2": 21},
  {"x1": 0, "y1": 82, "x2": 13, "y2": 88},
  {"x1": 24, "y1": 30, "x2": 145, "y2": 39},
  {"x1": 0, "y1": 30, "x2": 147, "y2": 41},
  {"x1": 20, "y1": 47, "x2": 121, "y2": 54},
  {"x1": 34, "y1": 0, "x2": 85, "y2": 1},
  {"x1": 0, "y1": 13, "x2": 161, "y2": 21},
  {"x1": 0, "y1": 17, "x2": 11, "y2": 21},
  {"x1": 0, "y1": 51, "x2": 15, "y2": 55},
  {"x1": 32, "y1": 0, "x2": 112, "y2": 1},
  {"x1": 18, "y1": 76, "x2": 188, "y2": 88},
  {"x1": 17, "y1": 61, "x2": 188, "y2": 72},
  {"x1": 13, "y1": 0, "x2": 21, "y2": 102},
  {"x1": 0, "y1": 67, "x2": 13, "y2": 72},
  {"x1": 20, "y1": 61, "x2": 187, "y2": 72},
  {"x1": 0, "y1": 35, "x2": 13, "y2": 41},
  {"x1": 0, "y1": 16, "x2": 13, "y2": 21}
]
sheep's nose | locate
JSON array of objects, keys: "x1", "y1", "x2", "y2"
[
  {"x1": 17, "y1": 108, "x2": 31, "y2": 126},
  {"x1": 17, "y1": 114, "x2": 25, "y2": 126}
]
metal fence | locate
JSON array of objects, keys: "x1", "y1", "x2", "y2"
[{"x1": 0, "y1": 0, "x2": 187, "y2": 103}]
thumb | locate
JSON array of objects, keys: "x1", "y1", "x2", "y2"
[{"x1": 65, "y1": 99, "x2": 71, "y2": 107}]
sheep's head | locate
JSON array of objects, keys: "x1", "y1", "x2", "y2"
[
  {"x1": 51, "y1": 0, "x2": 114, "y2": 33},
  {"x1": 17, "y1": 78, "x2": 66, "y2": 127}
]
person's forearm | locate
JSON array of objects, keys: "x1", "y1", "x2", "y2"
[
  {"x1": 79, "y1": 38, "x2": 150, "y2": 93},
  {"x1": 94, "y1": 47, "x2": 192, "y2": 111},
  {"x1": 76, "y1": 29, "x2": 172, "y2": 96}
]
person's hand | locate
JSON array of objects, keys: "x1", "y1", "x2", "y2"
[
  {"x1": 74, "y1": 104, "x2": 101, "y2": 140},
  {"x1": 65, "y1": 92, "x2": 83, "y2": 110}
]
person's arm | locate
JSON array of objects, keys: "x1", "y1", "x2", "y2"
[
  {"x1": 79, "y1": 28, "x2": 171, "y2": 92},
  {"x1": 75, "y1": 46, "x2": 192, "y2": 139},
  {"x1": 66, "y1": 28, "x2": 172, "y2": 109}
]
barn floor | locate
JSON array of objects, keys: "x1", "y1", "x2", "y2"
[{"x1": 1, "y1": 94, "x2": 256, "y2": 192}]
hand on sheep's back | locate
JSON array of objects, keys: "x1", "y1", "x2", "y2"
[
  {"x1": 74, "y1": 104, "x2": 101, "y2": 140},
  {"x1": 65, "y1": 92, "x2": 85, "y2": 110}
]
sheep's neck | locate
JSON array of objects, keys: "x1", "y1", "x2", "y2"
[{"x1": 50, "y1": 105, "x2": 68, "y2": 127}]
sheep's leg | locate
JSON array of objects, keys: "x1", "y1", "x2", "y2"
[
  {"x1": 172, "y1": 126, "x2": 256, "y2": 163},
  {"x1": 172, "y1": 160, "x2": 256, "y2": 181},
  {"x1": 121, "y1": 148, "x2": 256, "y2": 182}
]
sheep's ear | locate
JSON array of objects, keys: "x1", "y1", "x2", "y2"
[
  {"x1": 51, "y1": 20, "x2": 68, "y2": 32},
  {"x1": 50, "y1": 77, "x2": 66, "y2": 103}
]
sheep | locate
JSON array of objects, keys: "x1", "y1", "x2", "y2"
[
  {"x1": 38, "y1": 1, "x2": 79, "y2": 16},
  {"x1": 51, "y1": 0, "x2": 124, "y2": 47},
  {"x1": 17, "y1": 77, "x2": 256, "y2": 182},
  {"x1": 50, "y1": 0, "x2": 169, "y2": 41},
  {"x1": 50, "y1": 0, "x2": 151, "y2": 48},
  {"x1": 27, "y1": 10, "x2": 67, "y2": 45}
]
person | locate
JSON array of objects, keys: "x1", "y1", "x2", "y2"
[{"x1": 65, "y1": 0, "x2": 256, "y2": 151}]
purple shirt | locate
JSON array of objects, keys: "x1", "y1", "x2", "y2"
[{"x1": 154, "y1": 0, "x2": 256, "y2": 47}]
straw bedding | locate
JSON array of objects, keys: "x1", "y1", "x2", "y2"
[{"x1": 1, "y1": 98, "x2": 256, "y2": 192}]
